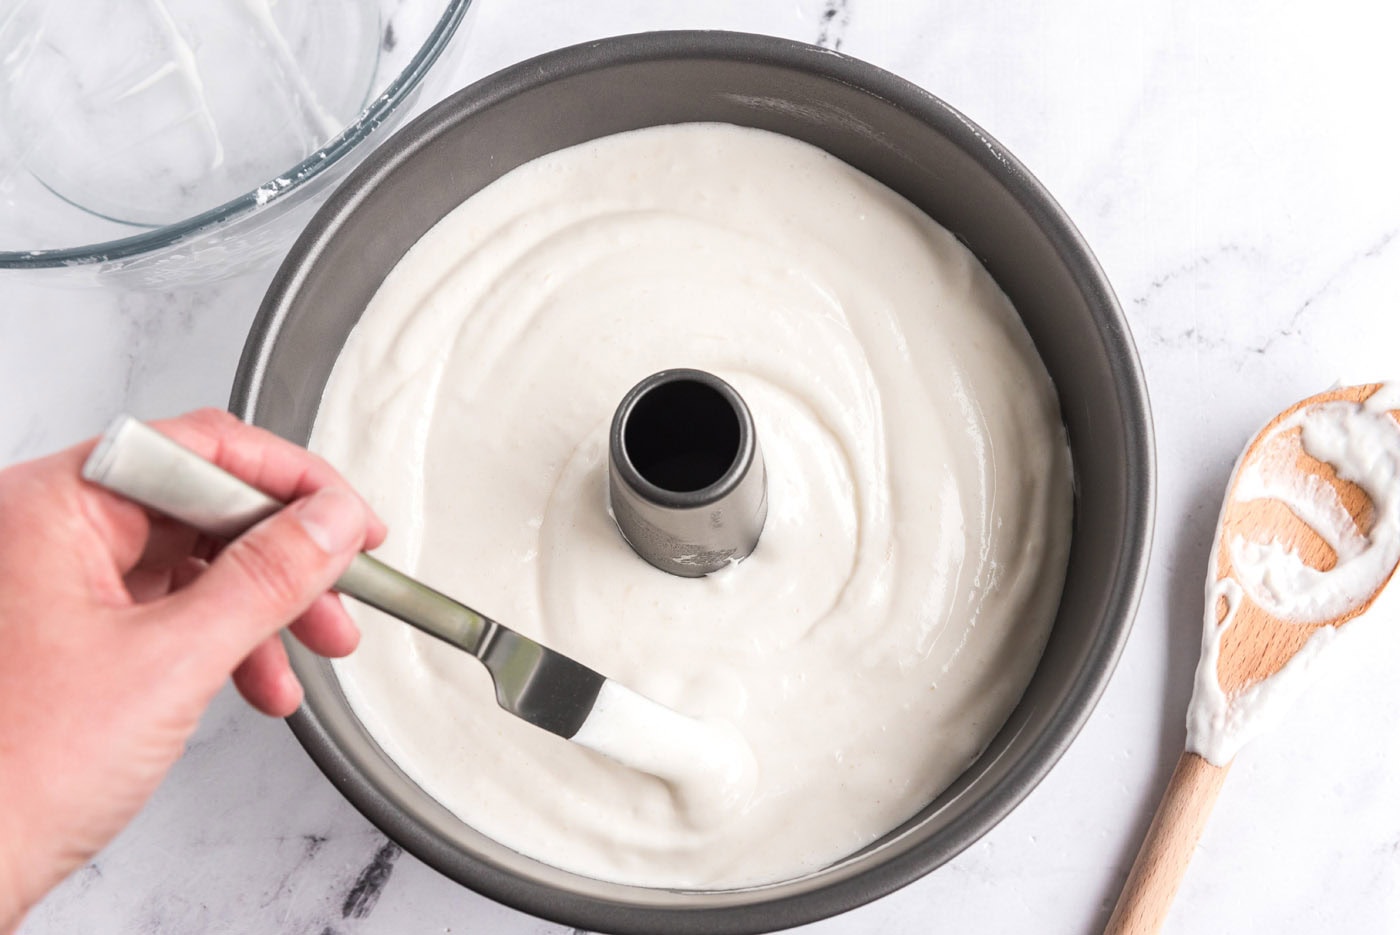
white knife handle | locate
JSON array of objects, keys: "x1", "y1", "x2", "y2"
[{"x1": 83, "y1": 415, "x2": 283, "y2": 539}]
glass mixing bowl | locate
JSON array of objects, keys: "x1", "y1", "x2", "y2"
[{"x1": 0, "y1": 0, "x2": 474, "y2": 286}]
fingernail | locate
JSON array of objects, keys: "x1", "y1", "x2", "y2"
[
  {"x1": 280, "y1": 669, "x2": 305, "y2": 713},
  {"x1": 295, "y1": 487, "x2": 364, "y2": 554}
]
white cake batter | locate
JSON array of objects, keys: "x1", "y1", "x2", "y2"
[{"x1": 310, "y1": 123, "x2": 1073, "y2": 888}]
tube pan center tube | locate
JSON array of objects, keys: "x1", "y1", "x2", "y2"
[{"x1": 607, "y1": 368, "x2": 768, "y2": 577}]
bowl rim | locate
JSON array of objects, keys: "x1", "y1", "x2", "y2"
[
  {"x1": 0, "y1": 0, "x2": 473, "y2": 270},
  {"x1": 233, "y1": 28, "x2": 1156, "y2": 935}
]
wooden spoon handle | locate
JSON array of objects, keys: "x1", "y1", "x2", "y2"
[{"x1": 1105, "y1": 752, "x2": 1230, "y2": 935}]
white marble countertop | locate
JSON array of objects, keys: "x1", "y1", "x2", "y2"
[{"x1": 5, "y1": 1, "x2": 1400, "y2": 932}]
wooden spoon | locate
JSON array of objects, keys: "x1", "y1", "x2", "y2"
[{"x1": 1105, "y1": 383, "x2": 1400, "y2": 934}]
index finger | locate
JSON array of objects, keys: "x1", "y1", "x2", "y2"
[{"x1": 145, "y1": 408, "x2": 388, "y2": 547}]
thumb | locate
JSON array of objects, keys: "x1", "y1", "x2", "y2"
[{"x1": 163, "y1": 486, "x2": 368, "y2": 666}]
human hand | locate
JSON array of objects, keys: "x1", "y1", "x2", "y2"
[{"x1": 0, "y1": 409, "x2": 386, "y2": 932}]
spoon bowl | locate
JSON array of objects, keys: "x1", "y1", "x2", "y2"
[{"x1": 1211, "y1": 382, "x2": 1398, "y2": 694}]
